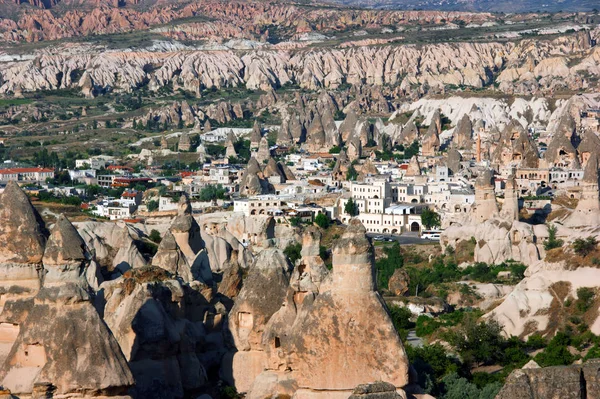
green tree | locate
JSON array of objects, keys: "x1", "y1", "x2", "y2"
[
  {"x1": 573, "y1": 236, "x2": 598, "y2": 257},
  {"x1": 534, "y1": 331, "x2": 575, "y2": 367},
  {"x1": 576, "y1": 287, "x2": 595, "y2": 312},
  {"x1": 289, "y1": 216, "x2": 302, "y2": 226},
  {"x1": 314, "y1": 213, "x2": 330, "y2": 229},
  {"x1": 346, "y1": 164, "x2": 358, "y2": 181},
  {"x1": 284, "y1": 242, "x2": 302, "y2": 265},
  {"x1": 444, "y1": 316, "x2": 505, "y2": 367},
  {"x1": 198, "y1": 184, "x2": 227, "y2": 202},
  {"x1": 147, "y1": 200, "x2": 159, "y2": 212},
  {"x1": 376, "y1": 242, "x2": 403, "y2": 289},
  {"x1": 149, "y1": 229, "x2": 162, "y2": 243},
  {"x1": 421, "y1": 208, "x2": 441, "y2": 229},
  {"x1": 344, "y1": 198, "x2": 359, "y2": 216},
  {"x1": 93, "y1": 120, "x2": 98, "y2": 129},
  {"x1": 544, "y1": 224, "x2": 564, "y2": 251},
  {"x1": 441, "y1": 373, "x2": 501, "y2": 399}
]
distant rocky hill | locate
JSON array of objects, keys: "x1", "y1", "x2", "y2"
[{"x1": 327, "y1": 0, "x2": 600, "y2": 13}]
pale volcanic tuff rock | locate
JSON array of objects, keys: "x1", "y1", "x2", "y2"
[
  {"x1": 452, "y1": 113, "x2": 473, "y2": 149},
  {"x1": 245, "y1": 220, "x2": 409, "y2": 398},
  {"x1": 487, "y1": 267, "x2": 600, "y2": 338},
  {"x1": 564, "y1": 152, "x2": 600, "y2": 228},
  {"x1": 576, "y1": 129, "x2": 600, "y2": 168},
  {"x1": 496, "y1": 360, "x2": 600, "y2": 399},
  {"x1": 153, "y1": 195, "x2": 213, "y2": 284},
  {"x1": 3, "y1": 35, "x2": 597, "y2": 96},
  {"x1": 76, "y1": 222, "x2": 148, "y2": 276},
  {"x1": 544, "y1": 116, "x2": 579, "y2": 168},
  {"x1": 224, "y1": 248, "x2": 292, "y2": 393},
  {"x1": 239, "y1": 157, "x2": 273, "y2": 196},
  {"x1": 446, "y1": 148, "x2": 463, "y2": 175},
  {"x1": 0, "y1": 183, "x2": 48, "y2": 371},
  {"x1": 102, "y1": 268, "x2": 215, "y2": 399},
  {"x1": 492, "y1": 119, "x2": 540, "y2": 169},
  {"x1": 0, "y1": 181, "x2": 47, "y2": 289},
  {"x1": 0, "y1": 214, "x2": 134, "y2": 397}
]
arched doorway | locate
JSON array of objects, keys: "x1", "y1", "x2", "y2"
[{"x1": 410, "y1": 222, "x2": 420, "y2": 232}]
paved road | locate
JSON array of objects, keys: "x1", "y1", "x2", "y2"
[
  {"x1": 406, "y1": 330, "x2": 424, "y2": 348},
  {"x1": 366, "y1": 232, "x2": 434, "y2": 245}
]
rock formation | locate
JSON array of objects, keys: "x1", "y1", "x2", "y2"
[
  {"x1": 545, "y1": 115, "x2": 579, "y2": 168},
  {"x1": 421, "y1": 121, "x2": 440, "y2": 156},
  {"x1": 240, "y1": 157, "x2": 272, "y2": 196},
  {"x1": 224, "y1": 247, "x2": 292, "y2": 393},
  {"x1": 501, "y1": 172, "x2": 519, "y2": 222},
  {"x1": 564, "y1": 152, "x2": 600, "y2": 228},
  {"x1": 242, "y1": 219, "x2": 409, "y2": 398},
  {"x1": 250, "y1": 120, "x2": 263, "y2": 148},
  {"x1": 255, "y1": 136, "x2": 271, "y2": 164},
  {"x1": 405, "y1": 155, "x2": 421, "y2": 176},
  {"x1": 0, "y1": 214, "x2": 134, "y2": 397},
  {"x1": 452, "y1": 114, "x2": 473, "y2": 149},
  {"x1": 152, "y1": 195, "x2": 212, "y2": 284},
  {"x1": 178, "y1": 132, "x2": 191, "y2": 152},
  {"x1": 399, "y1": 121, "x2": 419, "y2": 144},
  {"x1": 496, "y1": 360, "x2": 600, "y2": 399},
  {"x1": 576, "y1": 129, "x2": 600, "y2": 168},
  {"x1": 472, "y1": 169, "x2": 498, "y2": 223},
  {"x1": 492, "y1": 119, "x2": 539, "y2": 168},
  {"x1": 446, "y1": 148, "x2": 463, "y2": 175}
]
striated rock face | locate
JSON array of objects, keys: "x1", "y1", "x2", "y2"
[
  {"x1": 245, "y1": 219, "x2": 409, "y2": 398},
  {"x1": 102, "y1": 267, "x2": 216, "y2": 399},
  {"x1": 0, "y1": 181, "x2": 47, "y2": 267},
  {"x1": 545, "y1": 114, "x2": 579, "y2": 168},
  {"x1": 492, "y1": 119, "x2": 539, "y2": 169},
  {"x1": 564, "y1": 151, "x2": 600, "y2": 228},
  {"x1": 240, "y1": 157, "x2": 273, "y2": 196},
  {"x1": 224, "y1": 248, "x2": 292, "y2": 393},
  {"x1": 452, "y1": 113, "x2": 473, "y2": 149},
  {"x1": 153, "y1": 195, "x2": 212, "y2": 284},
  {"x1": 577, "y1": 129, "x2": 600, "y2": 168},
  {"x1": 496, "y1": 360, "x2": 600, "y2": 399},
  {"x1": 0, "y1": 214, "x2": 134, "y2": 397},
  {"x1": 76, "y1": 222, "x2": 148, "y2": 276},
  {"x1": 2, "y1": 28, "x2": 596, "y2": 96}
]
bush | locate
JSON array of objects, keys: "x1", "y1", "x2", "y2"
[
  {"x1": 389, "y1": 305, "x2": 414, "y2": 333},
  {"x1": 147, "y1": 200, "x2": 159, "y2": 212},
  {"x1": 576, "y1": 287, "x2": 595, "y2": 312},
  {"x1": 421, "y1": 208, "x2": 441, "y2": 229},
  {"x1": 444, "y1": 316, "x2": 505, "y2": 367},
  {"x1": 584, "y1": 344, "x2": 600, "y2": 361},
  {"x1": 346, "y1": 165, "x2": 358, "y2": 181},
  {"x1": 284, "y1": 243, "x2": 302, "y2": 265},
  {"x1": 375, "y1": 243, "x2": 403, "y2": 289},
  {"x1": 289, "y1": 216, "x2": 302, "y2": 227},
  {"x1": 198, "y1": 184, "x2": 227, "y2": 202},
  {"x1": 441, "y1": 372, "x2": 501, "y2": 399},
  {"x1": 314, "y1": 213, "x2": 330, "y2": 229},
  {"x1": 149, "y1": 229, "x2": 162, "y2": 243},
  {"x1": 344, "y1": 198, "x2": 359, "y2": 216},
  {"x1": 526, "y1": 334, "x2": 546, "y2": 350},
  {"x1": 406, "y1": 344, "x2": 460, "y2": 395},
  {"x1": 544, "y1": 224, "x2": 564, "y2": 251},
  {"x1": 534, "y1": 332, "x2": 576, "y2": 367},
  {"x1": 573, "y1": 237, "x2": 598, "y2": 257}
]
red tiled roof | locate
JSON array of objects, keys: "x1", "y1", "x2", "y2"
[
  {"x1": 0, "y1": 167, "x2": 54, "y2": 174},
  {"x1": 107, "y1": 165, "x2": 133, "y2": 171}
]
